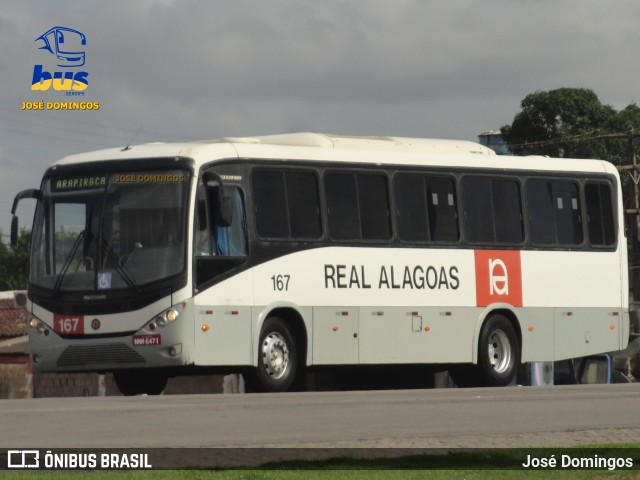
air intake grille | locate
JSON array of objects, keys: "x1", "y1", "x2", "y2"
[{"x1": 57, "y1": 343, "x2": 146, "y2": 367}]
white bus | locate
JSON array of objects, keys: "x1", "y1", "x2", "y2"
[{"x1": 11, "y1": 132, "x2": 629, "y2": 394}]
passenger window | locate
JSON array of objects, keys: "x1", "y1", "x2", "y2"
[
  {"x1": 492, "y1": 179, "x2": 524, "y2": 244},
  {"x1": 462, "y1": 176, "x2": 523, "y2": 244},
  {"x1": 395, "y1": 174, "x2": 459, "y2": 243},
  {"x1": 585, "y1": 182, "x2": 616, "y2": 247},
  {"x1": 286, "y1": 171, "x2": 322, "y2": 239},
  {"x1": 462, "y1": 177, "x2": 494, "y2": 243},
  {"x1": 252, "y1": 169, "x2": 322, "y2": 240},
  {"x1": 395, "y1": 174, "x2": 429, "y2": 242},
  {"x1": 358, "y1": 173, "x2": 391, "y2": 240},
  {"x1": 252, "y1": 169, "x2": 288, "y2": 238},
  {"x1": 325, "y1": 171, "x2": 391, "y2": 241},
  {"x1": 426, "y1": 177, "x2": 459, "y2": 242},
  {"x1": 527, "y1": 179, "x2": 582, "y2": 246}
]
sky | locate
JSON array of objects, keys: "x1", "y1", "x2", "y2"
[{"x1": 1, "y1": 0, "x2": 640, "y2": 241}]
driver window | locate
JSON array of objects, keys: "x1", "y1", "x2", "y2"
[
  {"x1": 195, "y1": 181, "x2": 247, "y2": 257},
  {"x1": 215, "y1": 187, "x2": 247, "y2": 256}
]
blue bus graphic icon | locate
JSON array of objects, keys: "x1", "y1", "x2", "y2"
[{"x1": 35, "y1": 27, "x2": 86, "y2": 67}]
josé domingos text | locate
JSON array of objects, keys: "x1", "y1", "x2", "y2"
[{"x1": 324, "y1": 264, "x2": 460, "y2": 290}]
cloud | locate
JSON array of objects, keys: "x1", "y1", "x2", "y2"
[{"x1": 2, "y1": 0, "x2": 640, "y2": 234}]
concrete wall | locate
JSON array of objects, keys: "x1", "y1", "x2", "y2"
[
  {"x1": 0, "y1": 362, "x2": 30, "y2": 399},
  {"x1": 34, "y1": 373, "x2": 226, "y2": 397},
  {"x1": 0, "y1": 363, "x2": 229, "y2": 398}
]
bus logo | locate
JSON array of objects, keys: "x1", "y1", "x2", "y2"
[
  {"x1": 489, "y1": 258, "x2": 509, "y2": 295},
  {"x1": 475, "y1": 250, "x2": 522, "y2": 307},
  {"x1": 35, "y1": 27, "x2": 86, "y2": 67},
  {"x1": 31, "y1": 26, "x2": 89, "y2": 92}
]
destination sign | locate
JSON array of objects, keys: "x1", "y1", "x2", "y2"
[{"x1": 52, "y1": 175, "x2": 107, "y2": 191}]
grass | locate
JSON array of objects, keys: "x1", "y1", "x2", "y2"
[{"x1": 2, "y1": 470, "x2": 640, "y2": 480}]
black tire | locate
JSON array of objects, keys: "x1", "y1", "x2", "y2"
[
  {"x1": 243, "y1": 317, "x2": 298, "y2": 393},
  {"x1": 113, "y1": 369, "x2": 168, "y2": 396},
  {"x1": 449, "y1": 314, "x2": 520, "y2": 387},
  {"x1": 477, "y1": 314, "x2": 520, "y2": 386}
]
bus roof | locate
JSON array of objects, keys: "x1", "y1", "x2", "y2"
[
  {"x1": 52, "y1": 132, "x2": 617, "y2": 177},
  {"x1": 211, "y1": 133, "x2": 495, "y2": 155}
]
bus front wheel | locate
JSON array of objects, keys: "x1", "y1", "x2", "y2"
[{"x1": 244, "y1": 317, "x2": 298, "y2": 393}]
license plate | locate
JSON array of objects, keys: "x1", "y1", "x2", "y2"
[
  {"x1": 53, "y1": 314, "x2": 84, "y2": 335},
  {"x1": 132, "y1": 334, "x2": 161, "y2": 346}
]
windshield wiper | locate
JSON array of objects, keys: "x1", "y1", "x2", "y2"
[
  {"x1": 98, "y1": 237, "x2": 142, "y2": 293},
  {"x1": 53, "y1": 230, "x2": 85, "y2": 297}
]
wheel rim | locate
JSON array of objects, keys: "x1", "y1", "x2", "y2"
[
  {"x1": 261, "y1": 331, "x2": 290, "y2": 380},
  {"x1": 487, "y1": 328, "x2": 512, "y2": 374}
]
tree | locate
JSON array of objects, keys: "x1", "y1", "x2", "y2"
[
  {"x1": 501, "y1": 88, "x2": 617, "y2": 159},
  {"x1": 0, "y1": 230, "x2": 30, "y2": 291},
  {"x1": 605, "y1": 103, "x2": 640, "y2": 164}
]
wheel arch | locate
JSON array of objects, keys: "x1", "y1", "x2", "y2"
[
  {"x1": 253, "y1": 303, "x2": 309, "y2": 368},
  {"x1": 471, "y1": 305, "x2": 522, "y2": 365}
]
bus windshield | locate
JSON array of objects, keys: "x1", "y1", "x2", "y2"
[{"x1": 30, "y1": 169, "x2": 190, "y2": 294}]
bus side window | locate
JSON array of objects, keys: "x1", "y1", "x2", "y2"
[
  {"x1": 426, "y1": 176, "x2": 459, "y2": 242},
  {"x1": 462, "y1": 177, "x2": 494, "y2": 243},
  {"x1": 462, "y1": 176, "x2": 523, "y2": 245},
  {"x1": 395, "y1": 174, "x2": 430, "y2": 242},
  {"x1": 325, "y1": 172, "x2": 360, "y2": 240},
  {"x1": 527, "y1": 179, "x2": 582, "y2": 246},
  {"x1": 195, "y1": 180, "x2": 247, "y2": 257},
  {"x1": 553, "y1": 182, "x2": 582, "y2": 245},
  {"x1": 395, "y1": 174, "x2": 459, "y2": 243},
  {"x1": 585, "y1": 182, "x2": 616, "y2": 247},
  {"x1": 325, "y1": 171, "x2": 391, "y2": 241},
  {"x1": 215, "y1": 187, "x2": 247, "y2": 256},
  {"x1": 251, "y1": 168, "x2": 322, "y2": 240}
]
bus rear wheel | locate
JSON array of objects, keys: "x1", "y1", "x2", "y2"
[
  {"x1": 244, "y1": 317, "x2": 298, "y2": 392},
  {"x1": 449, "y1": 314, "x2": 520, "y2": 387},
  {"x1": 113, "y1": 369, "x2": 168, "y2": 396},
  {"x1": 478, "y1": 314, "x2": 519, "y2": 386}
]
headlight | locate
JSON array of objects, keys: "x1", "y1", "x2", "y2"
[
  {"x1": 143, "y1": 304, "x2": 184, "y2": 332},
  {"x1": 29, "y1": 317, "x2": 50, "y2": 336}
]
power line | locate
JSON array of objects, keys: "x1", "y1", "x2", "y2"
[
  {"x1": 506, "y1": 127, "x2": 636, "y2": 150},
  {"x1": 0, "y1": 125, "x2": 116, "y2": 148}
]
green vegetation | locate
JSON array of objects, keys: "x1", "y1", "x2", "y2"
[
  {"x1": 1, "y1": 468, "x2": 639, "y2": 480},
  {"x1": 0, "y1": 229, "x2": 30, "y2": 291},
  {"x1": 501, "y1": 87, "x2": 640, "y2": 163}
]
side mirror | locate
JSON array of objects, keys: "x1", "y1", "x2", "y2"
[
  {"x1": 216, "y1": 196, "x2": 234, "y2": 227},
  {"x1": 10, "y1": 216, "x2": 18, "y2": 247},
  {"x1": 11, "y1": 188, "x2": 41, "y2": 246}
]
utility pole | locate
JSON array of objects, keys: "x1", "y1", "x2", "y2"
[
  {"x1": 618, "y1": 128, "x2": 640, "y2": 237},
  {"x1": 629, "y1": 128, "x2": 639, "y2": 232}
]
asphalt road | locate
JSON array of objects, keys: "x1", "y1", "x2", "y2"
[{"x1": 1, "y1": 383, "x2": 639, "y2": 450}]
